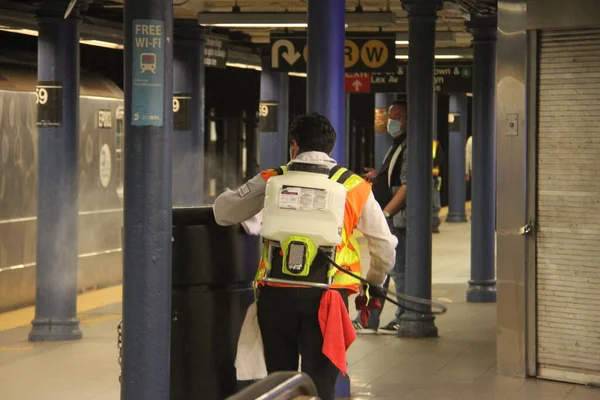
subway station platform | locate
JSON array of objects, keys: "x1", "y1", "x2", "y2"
[{"x1": 0, "y1": 206, "x2": 597, "y2": 400}]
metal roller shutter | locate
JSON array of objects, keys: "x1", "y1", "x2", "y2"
[{"x1": 536, "y1": 27, "x2": 600, "y2": 384}]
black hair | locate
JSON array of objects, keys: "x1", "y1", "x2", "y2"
[
  {"x1": 391, "y1": 100, "x2": 407, "y2": 109},
  {"x1": 288, "y1": 112, "x2": 336, "y2": 154}
]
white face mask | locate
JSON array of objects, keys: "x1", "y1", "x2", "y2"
[{"x1": 387, "y1": 118, "x2": 403, "y2": 138}]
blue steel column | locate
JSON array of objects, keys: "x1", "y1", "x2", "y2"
[
  {"x1": 432, "y1": 92, "x2": 438, "y2": 140},
  {"x1": 446, "y1": 94, "x2": 468, "y2": 222},
  {"x1": 307, "y1": 0, "x2": 346, "y2": 164},
  {"x1": 374, "y1": 93, "x2": 395, "y2": 168},
  {"x1": 467, "y1": 16, "x2": 497, "y2": 303},
  {"x1": 29, "y1": 8, "x2": 82, "y2": 342},
  {"x1": 122, "y1": 1, "x2": 173, "y2": 399},
  {"x1": 259, "y1": 56, "x2": 289, "y2": 170},
  {"x1": 398, "y1": 0, "x2": 442, "y2": 338},
  {"x1": 173, "y1": 26, "x2": 205, "y2": 205}
]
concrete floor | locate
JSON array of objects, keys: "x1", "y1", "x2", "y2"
[{"x1": 1, "y1": 215, "x2": 599, "y2": 400}]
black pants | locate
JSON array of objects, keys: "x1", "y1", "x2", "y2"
[{"x1": 257, "y1": 286, "x2": 349, "y2": 400}]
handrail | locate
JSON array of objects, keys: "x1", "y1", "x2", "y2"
[{"x1": 226, "y1": 372, "x2": 320, "y2": 400}]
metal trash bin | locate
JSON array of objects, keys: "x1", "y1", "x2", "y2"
[{"x1": 170, "y1": 206, "x2": 259, "y2": 400}]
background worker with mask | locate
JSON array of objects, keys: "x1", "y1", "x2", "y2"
[
  {"x1": 354, "y1": 100, "x2": 408, "y2": 334},
  {"x1": 213, "y1": 113, "x2": 397, "y2": 400}
]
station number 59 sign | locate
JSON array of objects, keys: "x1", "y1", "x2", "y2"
[{"x1": 36, "y1": 80, "x2": 63, "y2": 128}]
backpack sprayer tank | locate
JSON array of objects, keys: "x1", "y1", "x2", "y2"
[{"x1": 260, "y1": 162, "x2": 347, "y2": 288}]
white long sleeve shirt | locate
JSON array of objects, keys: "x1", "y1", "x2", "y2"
[
  {"x1": 465, "y1": 136, "x2": 472, "y2": 175},
  {"x1": 213, "y1": 151, "x2": 397, "y2": 286}
]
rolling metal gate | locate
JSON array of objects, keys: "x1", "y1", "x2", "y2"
[{"x1": 536, "y1": 28, "x2": 600, "y2": 384}]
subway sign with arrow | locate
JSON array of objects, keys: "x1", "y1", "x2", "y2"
[{"x1": 269, "y1": 32, "x2": 396, "y2": 73}]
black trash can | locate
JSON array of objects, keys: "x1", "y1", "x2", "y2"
[{"x1": 170, "y1": 206, "x2": 260, "y2": 400}]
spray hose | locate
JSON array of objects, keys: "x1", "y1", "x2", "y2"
[{"x1": 317, "y1": 248, "x2": 448, "y2": 315}]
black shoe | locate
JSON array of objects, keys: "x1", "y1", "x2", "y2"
[{"x1": 378, "y1": 321, "x2": 399, "y2": 334}]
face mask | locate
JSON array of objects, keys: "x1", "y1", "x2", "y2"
[{"x1": 387, "y1": 118, "x2": 403, "y2": 138}]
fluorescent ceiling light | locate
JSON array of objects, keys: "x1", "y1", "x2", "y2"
[
  {"x1": 395, "y1": 55, "x2": 464, "y2": 60},
  {"x1": 0, "y1": 27, "x2": 123, "y2": 49},
  {"x1": 225, "y1": 62, "x2": 307, "y2": 78},
  {"x1": 0, "y1": 27, "x2": 38, "y2": 36},
  {"x1": 79, "y1": 39, "x2": 123, "y2": 50},
  {"x1": 198, "y1": 11, "x2": 396, "y2": 28},
  {"x1": 226, "y1": 62, "x2": 262, "y2": 71},
  {"x1": 288, "y1": 72, "x2": 307, "y2": 78},
  {"x1": 213, "y1": 23, "x2": 310, "y2": 28},
  {"x1": 395, "y1": 40, "x2": 409, "y2": 45}
]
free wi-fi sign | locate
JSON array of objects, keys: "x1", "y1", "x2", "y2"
[{"x1": 270, "y1": 32, "x2": 396, "y2": 73}]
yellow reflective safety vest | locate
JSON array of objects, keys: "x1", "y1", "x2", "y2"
[
  {"x1": 432, "y1": 140, "x2": 440, "y2": 177},
  {"x1": 256, "y1": 164, "x2": 372, "y2": 294}
]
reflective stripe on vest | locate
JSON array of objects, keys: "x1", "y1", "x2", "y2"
[{"x1": 255, "y1": 165, "x2": 370, "y2": 294}]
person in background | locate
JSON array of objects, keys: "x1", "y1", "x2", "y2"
[
  {"x1": 213, "y1": 113, "x2": 397, "y2": 400},
  {"x1": 354, "y1": 100, "x2": 408, "y2": 334},
  {"x1": 432, "y1": 139, "x2": 444, "y2": 233},
  {"x1": 465, "y1": 135, "x2": 472, "y2": 201}
]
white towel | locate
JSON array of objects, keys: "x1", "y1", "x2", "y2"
[
  {"x1": 240, "y1": 210, "x2": 263, "y2": 236},
  {"x1": 235, "y1": 302, "x2": 268, "y2": 381}
]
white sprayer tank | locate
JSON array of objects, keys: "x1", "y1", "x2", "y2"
[{"x1": 260, "y1": 162, "x2": 347, "y2": 248}]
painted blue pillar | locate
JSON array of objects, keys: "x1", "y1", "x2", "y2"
[
  {"x1": 259, "y1": 56, "x2": 289, "y2": 171},
  {"x1": 173, "y1": 25, "x2": 205, "y2": 206},
  {"x1": 122, "y1": 0, "x2": 173, "y2": 399},
  {"x1": 432, "y1": 92, "x2": 438, "y2": 140},
  {"x1": 29, "y1": 8, "x2": 82, "y2": 342},
  {"x1": 374, "y1": 93, "x2": 395, "y2": 169},
  {"x1": 467, "y1": 16, "x2": 497, "y2": 303},
  {"x1": 398, "y1": 0, "x2": 442, "y2": 338},
  {"x1": 446, "y1": 94, "x2": 468, "y2": 223},
  {"x1": 307, "y1": 0, "x2": 346, "y2": 164}
]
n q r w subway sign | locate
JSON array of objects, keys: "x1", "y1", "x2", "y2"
[{"x1": 269, "y1": 33, "x2": 396, "y2": 73}]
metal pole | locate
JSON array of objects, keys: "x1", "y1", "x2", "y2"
[
  {"x1": 122, "y1": 0, "x2": 173, "y2": 398},
  {"x1": 259, "y1": 56, "x2": 289, "y2": 170},
  {"x1": 307, "y1": 0, "x2": 346, "y2": 164},
  {"x1": 173, "y1": 24, "x2": 205, "y2": 206},
  {"x1": 374, "y1": 93, "x2": 395, "y2": 169},
  {"x1": 446, "y1": 94, "x2": 468, "y2": 222},
  {"x1": 398, "y1": 0, "x2": 442, "y2": 338},
  {"x1": 467, "y1": 16, "x2": 497, "y2": 303},
  {"x1": 29, "y1": 7, "x2": 82, "y2": 342}
]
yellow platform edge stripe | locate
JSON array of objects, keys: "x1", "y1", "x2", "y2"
[{"x1": 0, "y1": 285, "x2": 123, "y2": 332}]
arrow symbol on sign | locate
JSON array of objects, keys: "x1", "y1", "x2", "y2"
[
  {"x1": 352, "y1": 80, "x2": 363, "y2": 91},
  {"x1": 271, "y1": 39, "x2": 301, "y2": 68}
]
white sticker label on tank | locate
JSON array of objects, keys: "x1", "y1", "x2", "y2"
[
  {"x1": 279, "y1": 186, "x2": 328, "y2": 212},
  {"x1": 99, "y1": 144, "x2": 112, "y2": 188},
  {"x1": 279, "y1": 188, "x2": 300, "y2": 209}
]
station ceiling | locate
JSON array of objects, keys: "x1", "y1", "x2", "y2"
[
  {"x1": 1, "y1": 0, "x2": 497, "y2": 54},
  {"x1": 103, "y1": 0, "x2": 474, "y2": 47}
]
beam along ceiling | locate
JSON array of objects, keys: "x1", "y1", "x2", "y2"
[{"x1": 105, "y1": 0, "x2": 474, "y2": 48}]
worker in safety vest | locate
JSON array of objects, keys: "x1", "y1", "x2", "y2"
[
  {"x1": 214, "y1": 113, "x2": 397, "y2": 400},
  {"x1": 353, "y1": 100, "x2": 408, "y2": 334},
  {"x1": 432, "y1": 139, "x2": 444, "y2": 233}
]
